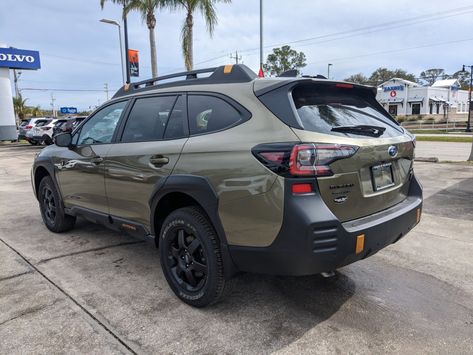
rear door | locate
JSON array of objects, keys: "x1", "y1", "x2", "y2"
[
  {"x1": 104, "y1": 94, "x2": 188, "y2": 226},
  {"x1": 261, "y1": 81, "x2": 414, "y2": 222}
]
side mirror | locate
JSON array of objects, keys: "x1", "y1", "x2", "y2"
[{"x1": 54, "y1": 133, "x2": 73, "y2": 148}]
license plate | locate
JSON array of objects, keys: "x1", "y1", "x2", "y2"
[{"x1": 371, "y1": 163, "x2": 395, "y2": 191}]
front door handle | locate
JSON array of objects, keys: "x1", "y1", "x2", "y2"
[
  {"x1": 149, "y1": 155, "x2": 169, "y2": 167},
  {"x1": 90, "y1": 156, "x2": 103, "y2": 164}
]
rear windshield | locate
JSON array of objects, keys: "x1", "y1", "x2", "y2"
[
  {"x1": 292, "y1": 85, "x2": 402, "y2": 138},
  {"x1": 35, "y1": 120, "x2": 51, "y2": 127}
]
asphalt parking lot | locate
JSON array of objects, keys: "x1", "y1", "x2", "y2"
[{"x1": 1, "y1": 143, "x2": 472, "y2": 354}]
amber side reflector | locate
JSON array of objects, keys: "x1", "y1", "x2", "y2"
[
  {"x1": 224, "y1": 64, "x2": 233, "y2": 74},
  {"x1": 122, "y1": 223, "x2": 136, "y2": 231},
  {"x1": 355, "y1": 234, "x2": 365, "y2": 255},
  {"x1": 416, "y1": 208, "x2": 421, "y2": 223}
]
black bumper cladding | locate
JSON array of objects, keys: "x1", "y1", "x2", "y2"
[{"x1": 229, "y1": 175, "x2": 422, "y2": 276}]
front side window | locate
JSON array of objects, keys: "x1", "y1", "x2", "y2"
[
  {"x1": 76, "y1": 101, "x2": 127, "y2": 145},
  {"x1": 188, "y1": 95, "x2": 244, "y2": 135},
  {"x1": 121, "y1": 96, "x2": 177, "y2": 142}
]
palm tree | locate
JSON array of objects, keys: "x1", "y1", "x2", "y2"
[
  {"x1": 171, "y1": 0, "x2": 231, "y2": 71},
  {"x1": 13, "y1": 95, "x2": 28, "y2": 121},
  {"x1": 100, "y1": 0, "x2": 166, "y2": 78}
]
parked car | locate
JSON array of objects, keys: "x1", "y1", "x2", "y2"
[
  {"x1": 25, "y1": 118, "x2": 52, "y2": 145},
  {"x1": 32, "y1": 64, "x2": 422, "y2": 307},
  {"x1": 30, "y1": 119, "x2": 57, "y2": 145},
  {"x1": 19, "y1": 117, "x2": 51, "y2": 142},
  {"x1": 52, "y1": 116, "x2": 87, "y2": 138}
]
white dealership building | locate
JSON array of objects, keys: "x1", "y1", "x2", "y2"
[{"x1": 376, "y1": 78, "x2": 470, "y2": 119}]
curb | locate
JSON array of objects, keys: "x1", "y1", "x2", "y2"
[{"x1": 414, "y1": 157, "x2": 439, "y2": 163}]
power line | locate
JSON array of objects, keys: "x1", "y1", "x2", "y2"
[
  {"x1": 20, "y1": 87, "x2": 112, "y2": 92},
  {"x1": 193, "y1": 5, "x2": 473, "y2": 65},
  {"x1": 306, "y1": 37, "x2": 473, "y2": 65}
]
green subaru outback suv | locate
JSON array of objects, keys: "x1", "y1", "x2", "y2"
[{"x1": 32, "y1": 64, "x2": 422, "y2": 307}]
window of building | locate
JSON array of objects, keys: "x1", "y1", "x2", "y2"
[
  {"x1": 121, "y1": 96, "x2": 176, "y2": 142},
  {"x1": 188, "y1": 95, "x2": 244, "y2": 135},
  {"x1": 411, "y1": 103, "x2": 421, "y2": 115}
]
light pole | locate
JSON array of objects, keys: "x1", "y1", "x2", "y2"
[
  {"x1": 327, "y1": 63, "x2": 333, "y2": 80},
  {"x1": 100, "y1": 19, "x2": 125, "y2": 85},
  {"x1": 258, "y1": 0, "x2": 264, "y2": 77},
  {"x1": 462, "y1": 65, "x2": 472, "y2": 133}
]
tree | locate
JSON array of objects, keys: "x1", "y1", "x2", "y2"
[
  {"x1": 100, "y1": 0, "x2": 166, "y2": 78},
  {"x1": 344, "y1": 73, "x2": 369, "y2": 85},
  {"x1": 368, "y1": 67, "x2": 416, "y2": 86},
  {"x1": 419, "y1": 68, "x2": 446, "y2": 86},
  {"x1": 263, "y1": 45, "x2": 307, "y2": 76},
  {"x1": 451, "y1": 70, "x2": 470, "y2": 90},
  {"x1": 13, "y1": 95, "x2": 28, "y2": 121},
  {"x1": 171, "y1": 0, "x2": 231, "y2": 71}
]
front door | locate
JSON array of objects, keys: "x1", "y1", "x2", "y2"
[
  {"x1": 104, "y1": 94, "x2": 188, "y2": 227},
  {"x1": 54, "y1": 100, "x2": 128, "y2": 214},
  {"x1": 388, "y1": 104, "x2": 398, "y2": 116}
]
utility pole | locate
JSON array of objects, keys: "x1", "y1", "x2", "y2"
[
  {"x1": 104, "y1": 83, "x2": 109, "y2": 101},
  {"x1": 50, "y1": 93, "x2": 56, "y2": 118},
  {"x1": 327, "y1": 64, "x2": 333, "y2": 80},
  {"x1": 230, "y1": 51, "x2": 242, "y2": 64},
  {"x1": 123, "y1": 2, "x2": 131, "y2": 84},
  {"x1": 462, "y1": 65, "x2": 472, "y2": 133}
]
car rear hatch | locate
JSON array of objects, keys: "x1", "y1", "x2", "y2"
[{"x1": 256, "y1": 80, "x2": 415, "y2": 222}]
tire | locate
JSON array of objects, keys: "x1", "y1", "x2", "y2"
[
  {"x1": 159, "y1": 206, "x2": 230, "y2": 307},
  {"x1": 38, "y1": 176, "x2": 76, "y2": 233},
  {"x1": 29, "y1": 140, "x2": 39, "y2": 146},
  {"x1": 42, "y1": 135, "x2": 52, "y2": 145}
]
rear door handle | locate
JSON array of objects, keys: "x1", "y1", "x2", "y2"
[
  {"x1": 149, "y1": 155, "x2": 169, "y2": 167},
  {"x1": 90, "y1": 156, "x2": 103, "y2": 164}
]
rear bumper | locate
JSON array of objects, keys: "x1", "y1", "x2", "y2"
[{"x1": 229, "y1": 175, "x2": 422, "y2": 276}]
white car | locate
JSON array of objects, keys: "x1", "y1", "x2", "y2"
[{"x1": 29, "y1": 118, "x2": 56, "y2": 145}]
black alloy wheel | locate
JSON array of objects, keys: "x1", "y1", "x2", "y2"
[
  {"x1": 38, "y1": 176, "x2": 76, "y2": 233},
  {"x1": 167, "y1": 228, "x2": 208, "y2": 292},
  {"x1": 41, "y1": 184, "x2": 57, "y2": 226},
  {"x1": 159, "y1": 206, "x2": 230, "y2": 307}
]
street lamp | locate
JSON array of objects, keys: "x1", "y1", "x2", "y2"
[
  {"x1": 462, "y1": 64, "x2": 472, "y2": 132},
  {"x1": 327, "y1": 63, "x2": 333, "y2": 80},
  {"x1": 100, "y1": 18, "x2": 125, "y2": 85}
]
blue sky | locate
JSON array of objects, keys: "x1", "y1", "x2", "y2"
[{"x1": 2, "y1": 0, "x2": 473, "y2": 111}]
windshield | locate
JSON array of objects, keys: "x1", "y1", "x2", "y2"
[{"x1": 292, "y1": 85, "x2": 402, "y2": 138}]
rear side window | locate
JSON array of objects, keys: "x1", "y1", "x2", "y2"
[
  {"x1": 292, "y1": 84, "x2": 402, "y2": 138},
  {"x1": 164, "y1": 95, "x2": 188, "y2": 140},
  {"x1": 121, "y1": 96, "x2": 177, "y2": 142},
  {"x1": 188, "y1": 95, "x2": 244, "y2": 135}
]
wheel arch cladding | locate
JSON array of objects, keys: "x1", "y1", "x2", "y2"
[
  {"x1": 149, "y1": 174, "x2": 237, "y2": 277},
  {"x1": 34, "y1": 165, "x2": 51, "y2": 198}
]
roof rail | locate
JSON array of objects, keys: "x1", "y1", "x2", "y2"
[{"x1": 112, "y1": 64, "x2": 257, "y2": 98}]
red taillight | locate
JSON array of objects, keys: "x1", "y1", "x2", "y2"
[
  {"x1": 253, "y1": 143, "x2": 358, "y2": 177},
  {"x1": 335, "y1": 83, "x2": 353, "y2": 89},
  {"x1": 289, "y1": 143, "x2": 358, "y2": 177},
  {"x1": 259, "y1": 152, "x2": 285, "y2": 164},
  {"x1": 291, "y1": 183, "x2": 313, "y2": 194},
  {"x1": 25, "y1": 125, "x2": 32, "y2": 129}
]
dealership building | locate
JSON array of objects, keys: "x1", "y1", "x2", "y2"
[{"x1": 376, "y1": 78, "x2": 470, "y2": 119}]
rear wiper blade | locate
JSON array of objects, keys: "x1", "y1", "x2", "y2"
[{"x1": 331, "y1": 125, "x2": 386, "y2": 137}]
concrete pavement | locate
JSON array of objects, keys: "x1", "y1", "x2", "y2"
[
  {"x1": 415, "y1": 140, "x2": 472, "y2": 161},
  {"x1": 1, "y1": 144, "x2": 473, "y2": 354}
]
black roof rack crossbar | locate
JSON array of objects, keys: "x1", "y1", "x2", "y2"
[
  {"x1": 112, "y1": 64, "x2": 258, "y2": 99},
  {"x1": 132, "y1": 67, "x2": 217, "y2": 90}
]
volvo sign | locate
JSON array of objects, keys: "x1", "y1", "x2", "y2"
[{"x1": 0, "y1": 47, "x2": 41, "y2": 70}]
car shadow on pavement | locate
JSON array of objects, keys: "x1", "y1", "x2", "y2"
[{"x1": 423, "y1": 177, "x2": 473, "y2": 220}]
